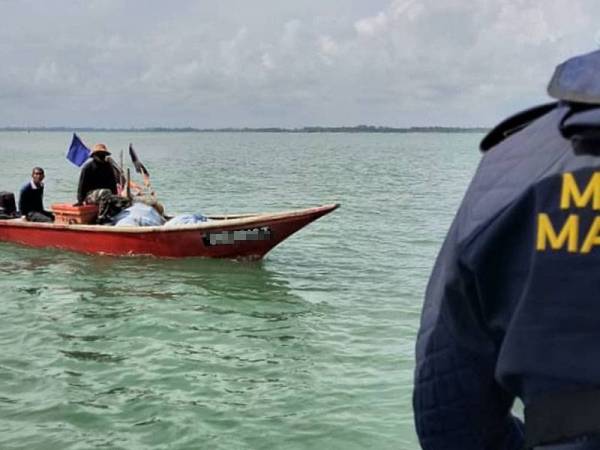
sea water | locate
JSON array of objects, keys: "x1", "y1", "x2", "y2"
[{"x1": 0, "y1": 131, "x2": 481, "y2": 449}]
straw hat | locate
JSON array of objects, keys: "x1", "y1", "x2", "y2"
[{"x1": 91, "y1": 143, "x2": 111, "y2": 155}]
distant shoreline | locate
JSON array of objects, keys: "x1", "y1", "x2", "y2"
[{"x1": 0, "y1": 125, "x2": 488, "y2": 133}]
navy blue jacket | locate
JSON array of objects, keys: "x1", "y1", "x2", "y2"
[
  {"x1": 18, "y1": 181, "x2": 44, "y2": 216},
  {"x1": 414, "y1": 50, "x2": 600, "y2": 450}
]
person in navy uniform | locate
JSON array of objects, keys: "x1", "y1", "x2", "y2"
[
  {"x1": 414, "y1": 49, "x2": 600, "y2": 450},
  {"x1": 18, "y1": 166, "x2": 54, "y2": 222}
]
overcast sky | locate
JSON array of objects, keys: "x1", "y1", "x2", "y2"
[{"x1": 1, "y1": 0, "x2": 600, "y2": 128}]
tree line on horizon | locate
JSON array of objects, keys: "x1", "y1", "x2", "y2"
[{"x1": 0, "y1": 125, "x2": 489, "y2": 133}]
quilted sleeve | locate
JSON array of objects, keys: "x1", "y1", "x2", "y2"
[{"x1": 413, "y1": 222, "x2": 524, "y2": 450}]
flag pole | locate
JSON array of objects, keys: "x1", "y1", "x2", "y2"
[
  {"x1": 119, "y1": 149, "x2": 124, "y2": 195},
  {"x1": 126, "y1": 168, "x2": 131, "y2": 200}
]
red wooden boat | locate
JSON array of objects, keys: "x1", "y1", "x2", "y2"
[{"x1": 0, "y1": 203, "x2": 339, "y2": 259}]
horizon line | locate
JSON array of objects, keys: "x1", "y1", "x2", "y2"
[{"x1": 0, "y1": 125, "x2": 489, "y2": 133}]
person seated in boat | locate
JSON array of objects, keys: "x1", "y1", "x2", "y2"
[
  {"x1": 77, "y1": 143, "x2": 118, "y2": 204},
  {"x1": 77, "y1": 144, "x2": 130, "y2": 223},
  {"x1": 18, "y1": 167, "x2": 54, "y2": 222}
]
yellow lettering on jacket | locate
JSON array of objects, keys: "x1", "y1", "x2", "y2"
[
  {"x1": 536, "y1": 213, "x2": 579, "y2": 252},
  {"x1": 581, "y1": 217, "x2": 600, "y2": 253},
  {"x1": 560, "y1": 172, "x2": 600, "y2": 210}
]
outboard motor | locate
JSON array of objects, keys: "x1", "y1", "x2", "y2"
[{"x1": 0, "y1": 191, "x2": 17, "y2": 218}]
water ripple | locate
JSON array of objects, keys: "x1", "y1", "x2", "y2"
[{"x1": 0, "y1": 131, "x2": 481, "y2": 449}]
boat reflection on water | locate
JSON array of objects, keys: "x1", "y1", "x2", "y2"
[{"x1": 2, "y1": 242, "x2": 315, "y2": 313}]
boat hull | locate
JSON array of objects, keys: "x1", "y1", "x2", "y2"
[{"x1": 0, "y1": 204, "x2": 339, "y2": 259}]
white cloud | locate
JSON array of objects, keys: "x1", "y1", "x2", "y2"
[
  {"x1": 0, "y1": 0, "x2": 599, "y2": 127},
  {"x1": 391, "y1": 0, "x2": 423, "y2": 21},
  {"x1": 261, "y1": 52, "x2": 275, "y2": 70},
  {"x1": 33, "y1": 61, "x2": 59, "y2": 86},
  {"x1": 282, "y1": 20, "x2": 303, "y2": 49},
  {"x1": 319, "y1": 36, "x2": 338, "y2": 56},
  {"x1": 493, "y1": 3, "x2": 555, "y2": 45},
  {"x1": 355, "y1": 12, "x2": 388, "y2": 37}
]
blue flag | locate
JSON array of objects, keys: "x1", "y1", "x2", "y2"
[{"x1": 66, "y1": 133, "x2": 90, "y2": 167}]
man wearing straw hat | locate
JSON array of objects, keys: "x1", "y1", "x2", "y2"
[
  {"x1": 77, "y1": 143, "x2": 118, "y2": 204},
  {"x1": 77, "y1": 143, "x2": 130, "y2": 223}
]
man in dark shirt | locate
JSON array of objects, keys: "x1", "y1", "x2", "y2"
[
  {"x1": 77, "y1": 143, "x2": 118, "y2": 204},
  {"x1": 19, "y1": 167, "x2": 53, "y2": 221}
]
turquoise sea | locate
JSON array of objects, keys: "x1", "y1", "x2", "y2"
[{"x1": 0, "y1": 131, "x2": 481, "y2": 449}]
